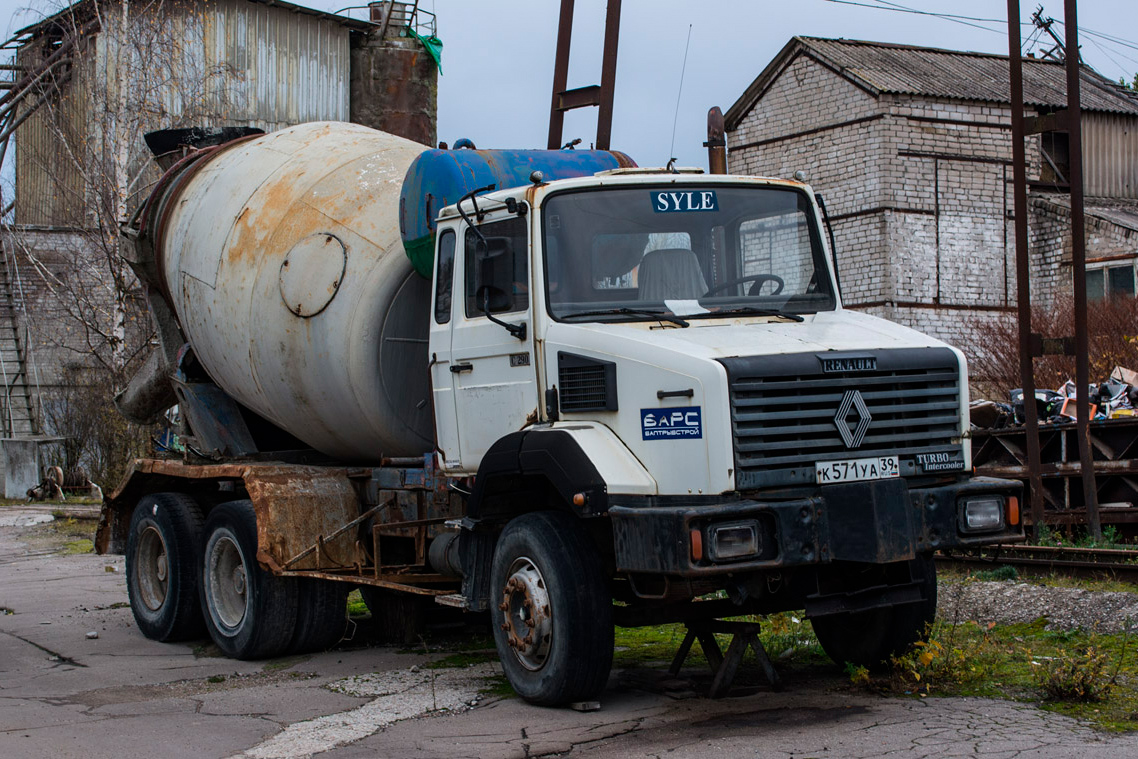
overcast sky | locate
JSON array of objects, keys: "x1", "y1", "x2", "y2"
[{"x1": 2, "y1": 0, "x2": 1136, "y2": 170}]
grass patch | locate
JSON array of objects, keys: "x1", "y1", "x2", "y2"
[
  {"x1": 1036, "y1": 524, "x2": 1131, "y2": 550},
  {"x1": 479, "y1": 674, "x2": 515, "y2": 698},
  {"x1": 613, "y1": 623, "x2": 694, "y2": 667},
  {"x1": 424, "y1": 651, "x2": 498, "y2": 669},
  {"x1": 843, "y1": 614, "x2": 1138, "y2": 732},
  {"x1": 970, "y1": 565, "x2": 1019, "y2": 582},
  {"x1": 347, "y1": 589, "x2": 369, "y2": 618},
  {"x1": 62, "y1": 538, "x2": 93, "y2": 555},
  {"x1": 613, "y1": 613, "x2": 829, "y2": 672}
]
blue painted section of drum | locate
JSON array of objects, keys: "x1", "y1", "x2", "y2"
[{"x1": 399, "y1": 148, "x2": 636, "y2": 278}]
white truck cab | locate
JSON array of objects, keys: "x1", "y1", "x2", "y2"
[{"x1": 428, "y1": 169, "x2": 1022, "y2": 703}]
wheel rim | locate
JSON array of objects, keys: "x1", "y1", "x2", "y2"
[
  {"x1": 136, "y1": 525, "x2": 169, "y2": 612},
  {"x1": 206, "y1": 530, "x2": 248, "y2": 631},
  {"x1": 498, "y1": 556, "x2": 552, "y2": 671}
]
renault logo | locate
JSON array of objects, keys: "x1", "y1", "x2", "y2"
[{"x1": 835, "y1": 390, "x2": 872, "y2": 448}]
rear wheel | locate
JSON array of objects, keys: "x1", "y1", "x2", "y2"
[
  {"x1": 359, "y1": 586, "x2": 427, "y2": 645},
  {"x1": 200, "y1": 500, "x2": 297, "y2": 659},
  {"x1": 290, "y1": 580, "x2": 349, "y2": 654},
  {"x1": 811, "y1": 555, "x2": 938, "y2": 669},
  {"x1": 126, "y1": 493, "x2": 205, "y2": 641},
  {"x1": 490, "y1": 511, "x2": 613, "y2": 706}
]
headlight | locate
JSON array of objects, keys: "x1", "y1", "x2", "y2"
[
  {"x1": 707, "y1": 520, "x2": 761, "y2": 561},
  {"x1": 960, "y1": 496, "x2": 1005, "y2": 533}
]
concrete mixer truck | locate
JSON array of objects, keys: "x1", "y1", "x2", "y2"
[{"x1": 95, "y1": 121, "x2": 1023, "y2": 705}]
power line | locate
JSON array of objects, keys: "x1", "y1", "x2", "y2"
[
  {"x1": 820, "y1": 0, "x2": 1019, "y2": 35},
  {"x1": 1086, "y1": 36, "x2": 1132, "y2": 76},
  {"x1": 870, "y1": 0, "x2": 1006, "y2": 25},
  {"x1": 1048, "y1": 18, "x2": 1138, "y2": 71},
  {"x1": 822, "y1": 0, "x2": 1138, "y2": 78},
  {"x1": 1066, "y1": 25, "x2": 1138, "y2": 56},
  {"x1": 1021, "y1": 25, "x2": 1044, "y2": 54}
]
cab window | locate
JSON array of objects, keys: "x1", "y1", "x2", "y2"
[{"x1": 434, "y1": 230, "x2": 456, "y2": 324}]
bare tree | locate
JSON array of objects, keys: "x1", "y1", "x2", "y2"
[
  {"x1": 10, "y1": 0, "x2": 241, "y2": 377},
  {"x1": 0, "y1": 0, "x2": 243, "y2": 481}
]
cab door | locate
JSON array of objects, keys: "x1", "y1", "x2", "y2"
[
  {"x1": 449, "y1": 213, "x2": 539, "y2": 471},
  {"x1": 428, "y1": 229, "x2": 462, "y2": 469}
]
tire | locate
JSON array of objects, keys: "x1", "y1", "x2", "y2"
[
  {"x1": 290, "y1": 580, "x2": 349, "y2": 654},
  {"x1": 490, "y1": 511, "x2": 613, "y2": 706},
  {"x1": 811, "y1": 555, "x2": 938, "y2": 669},
  {"x1": 359, "y1": 585, "x2": 427, "y2": 645},
  {"x1": 199, "y1": 500, "x2": 298, "y2": 659},
  {"x1": 886, "y1": 554, "x2": 937, "y2": 654},
  {"x1": 125, "y1": 492, "x2": 205, "y2": 642}
]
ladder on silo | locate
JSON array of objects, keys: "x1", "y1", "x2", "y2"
[{"x1": 0, "y1": 241, "x2": 39, "y2": 436}]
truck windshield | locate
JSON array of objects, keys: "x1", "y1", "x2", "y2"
[{"x1": 542, "y1": 185, "x2": 835, "y2": 322}]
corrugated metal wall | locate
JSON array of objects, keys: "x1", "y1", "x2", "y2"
[
  {"x1": 14, "y1": 0, "x2": 353, "y2": 226},
  {"x1": 1084, "y1": 113, "x2": 1138, "y2": 199},
  {"x1": 203, "y1": 0, "x2": 351, "y2": 131},
  {"x1": 14, "y1": 37, "x2": 93, "y2": 227}
]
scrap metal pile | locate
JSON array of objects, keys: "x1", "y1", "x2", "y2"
[{"x1": 971, "y1": 366, "x2": 1138, "y2": 429}]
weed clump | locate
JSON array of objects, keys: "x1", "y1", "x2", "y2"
[
  {"x1": 1031, "y1": 646, "x2": 1116, "y2": 702},
  {"x1": 1031, "y1": 619, "x2": 1132, "y2": 703}
]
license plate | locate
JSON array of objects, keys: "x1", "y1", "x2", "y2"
[{"x1": 816, "y1": 455, "x2": 900, "y2": 484}]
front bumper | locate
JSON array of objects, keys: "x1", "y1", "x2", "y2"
[{"x1": 609, "y1": 476, "x2": 1022, "y2": 576}]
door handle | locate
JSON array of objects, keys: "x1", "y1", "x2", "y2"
[{"x1": 450, "y1": 363, "x2": 474, "y2": 374}]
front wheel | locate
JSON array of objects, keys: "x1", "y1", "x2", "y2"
[
  {"x1": 490, "y1": 511, "x2": 613, "y2": 706},
  {"x1": 810, "y1": 555, "x2": 937, "y2": 669}
]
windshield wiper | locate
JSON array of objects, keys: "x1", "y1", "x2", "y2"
[
  {"x1": 688, "y1": 306, "x2": 804, "y2": 322},
  {"x1": 560, "y1": 307, "x2": 689, "y2": 328}
]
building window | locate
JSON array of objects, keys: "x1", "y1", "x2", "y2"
[{"x1": 1086, "y1": 261, "x2": 1137, "y2": 301}]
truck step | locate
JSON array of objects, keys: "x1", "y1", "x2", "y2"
[{"x1": 434, "y1": 593, "x2": 467, "y2": 608}]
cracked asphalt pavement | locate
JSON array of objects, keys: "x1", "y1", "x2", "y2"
[{"x1": 3, "y1": 507, "x2": 1138, "y2": 759}]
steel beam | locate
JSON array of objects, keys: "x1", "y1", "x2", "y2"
[
  {"x1": 1064, "y1": 0, "x2": 1100, "y2": 538},
  {"x1": 595, "y1": 0, "x2": 622, "y2": 150},
  {"x1": 545, "y1": 0, "x2": 621, "y2": 151},
  {"x1": 1007, "y1": 0, "x2": 1046, "y2": 539},
  {"x1": 546, "y1": 0, "x2": 575, "y2": 150}
]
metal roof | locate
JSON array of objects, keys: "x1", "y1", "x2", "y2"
[
  {"x1": 726, "y1": 36, "x2": 1138, "y2": 129},
  {"x1": 9, "y1": 0, "x2": 372, "y2": 42},
  {"x1": 1033, "y1": 194, "x2": 1138, "y2": 234}
]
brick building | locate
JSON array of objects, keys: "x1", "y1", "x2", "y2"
[
  {"x1": 723, "y1": 37, "x2": 1138, "y2": 356},
  {"x1": 0, "y1": 0, "x2": 439, "y2": 438}
]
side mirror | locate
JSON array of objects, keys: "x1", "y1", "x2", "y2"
[
  {"x1": 473, "y1": 241, "x2": 526, "y2": 341},
  {"x1": 477, "y1": 284, "x2": 511, "y2": 313}
]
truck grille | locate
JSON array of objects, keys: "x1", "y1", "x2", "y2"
[{"x1": 719, "y1": 348, "x2": 963, "y2": 489}]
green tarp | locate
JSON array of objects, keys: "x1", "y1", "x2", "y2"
[{"x1": 406, "y1": 27, "x2": 443, "y2": 74}]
